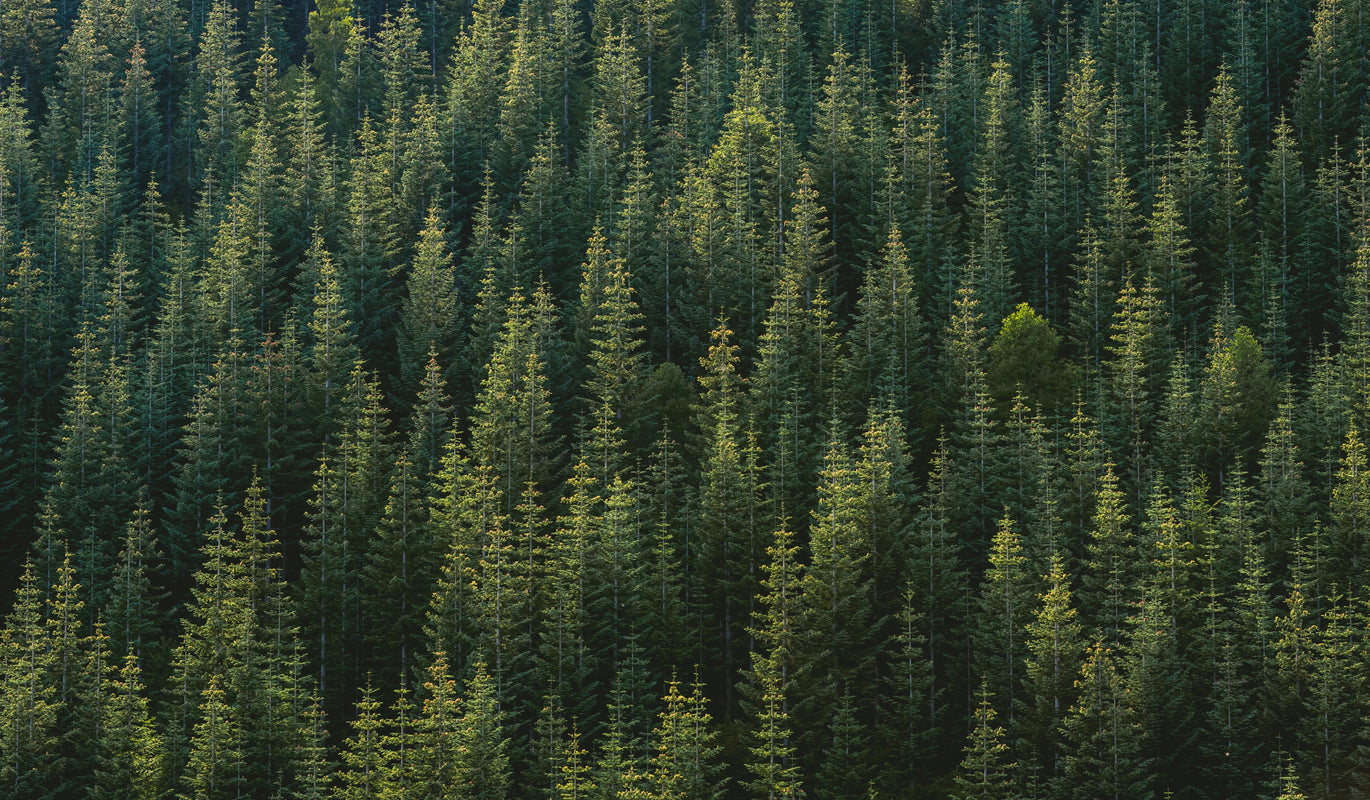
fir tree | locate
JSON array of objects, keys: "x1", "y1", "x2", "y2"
[
  {"x1": 92, "y1": 651, "x2": 166, "y2": 800},
  {"x1": 1081, "y1": 464, "x2": 1136, "y2": 646},
  {"x1": 0, "y1": 563, "x2": 59, "y2": 797},
  {"x1": 397, "y1": 209, "x2": 460, "y2": 394},
  {"x1": 974, "y1": 514, "x2": 1032, "y2": 729},
  {"x1": 334, "y1": 682, "x2": 388, "y2": 800},
  {"x1": 1024, "y1": 552, "x2": 1084, "y2": 786},
  {"x1": 693, "y1": 322, "x2": 763, "y2": 718},
  {"x1": 1055, "y1": 643, "x2": 1149, "y2": 800},
  {"x1": 647, "y1": 676, "x2": 725, "y2": 800},
  {"x1": 455, "y1": 662, "x2": 511, "y2": 800},
  {"x1": 743, "y1": 652, "x2": 801, "y2": 800},
  {"x1": 849, "y1": 222, "x2": 922, "y2": 413},
  {"x1": 955, "y1": 686, "x2": 1018, "y2": 800}
]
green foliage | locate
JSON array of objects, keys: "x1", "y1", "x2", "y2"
[
  {"x1": 3, "y1": 4, "x2": 1370, "y2": 799},
  {"x1": 648, "y1": 676, "x2": 725, "y2": 800},
  {"x1": 1055, "y1": 643, "x2": 1149, "y2": 800},
  {"x1": 987, "y1": 303, "x2": 1077, "y2": 418},
  {"x1": 693, "y1": 322, "x2": 763, "y2": 717},
  {"x1": 743, "y1": 652, "x2": 801, "y2": 800},
  {"x1": 954, "y1": 687, "x2": 1017, "y2": 800},
  {"x1": 1081, "y1": 465, "x2": 1137, "y2": 645},
  {"x1": 1198, "y1": 322, "x2": 1277, "y2": 489},
  {"x1": 1023, "y1": 552, "x2": 1083, "y2": 785},
  {"x1": 973, "y1": 514, "x2": 1032, "y2": 729},
  {"x1": 397, "y1": 210, "x2": 460, "y2": 394}
]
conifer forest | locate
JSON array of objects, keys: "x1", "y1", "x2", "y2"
[{"x1": 8, "y1": 0, "x2": 1370, "y2": 795}]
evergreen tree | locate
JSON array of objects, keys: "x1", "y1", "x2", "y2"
[
  {"x1": 302, "y1": 233, "x2": 363, "y2": 438},
  {"x1": 1022, "y1": 85, "x2": 1066, "y2": 323},
  {"x1": 116, "y1": 42, "x2": 164, "y2": 195},
  {"x1": 1023, "y1": 552, "x2": 1084, "y2": 787},
  {"x1": 412, "y1": 651, "x2": 462, "y2": 797},
  {"x1": 9, "y1": 3, "x2": 1370, "y2": 796},
  {"x1": 647, "y1": 676, "x2": 725, "y2": 800},
  {"x1": 455, "y1": 662, "x2": 511, "y2": 800},
  {"x1": 1102, "y1": 275, "x2": 1165, "y2": 505},
  {"x1": 1258, "y1": 116, "x2": 1311, "y2": 349},
  {"x1": 1000, "y1": 398, "x2": 1055, "y2": 562},
  {"x1": 1201, "y1": 69, "x2": 1254, "y2": 309},
  {"x1": 679, "y1": 56, "x2": 785, "y2": 354},
  {"x1": 167, "y1": 481, "x2": 314, "y2": 798},
  {"x1": 1055, "y1": 643, "x2": 1149, "y2": 800},
  {"x1": 1154, "y1": 354, "x2": 1199, "y2": 482},
  {"x1": 1058, "y1": 45, "x2": 1107, "y2": 246},
  {"x1": 280, "y1": 67, "x2": 335, "y2": 258},
  {"x1": 1200, "y1": 474, "x2": 1273, "y2": 799},
  {"x1": 744, "y1": 519, "x2": 802, "y2": 738},
  {"x1": 1275, "y1": 542, "x2": 1315, "y2": 728},
  {"x1": 796, "y1": 427, "x2": 875, "y2": 751},
  {"x1": 0, "y1": 0, "x2": 58, "y2": 102},
  {"x1": 1299, "y1": 600, "x2": 1362, "y2": 800},
  {"x1": 906, "y1": 438, "x2": 966, "y2": 750},
  {"x1": 1081, "y1": 465, "x2": 1137, "y2": 645},
  {"x1": 1130, "y1": 481, "x2": 1210, "y2": 796},
  {"x1": 1292, "y1": 0, "x2": 1365, "y2": 165},
  {"x1": 849, "y1": 222, "x2": 922, "y2": 413},
  {"x1": 1327, "y1": 425, "x2": 1370, "y2": 594},
  {"x1": 1259, "y1": 394, "x2": 1314, "y2": 580},
  {"x1": 547, "y1": 718, "x2": 593, "y2": 800},
  {"x1": 397, "y1": 209, "x2": 460, "y2": 394},
  {"x1": 181, "y1": 673, "x2": 243, "y2": 800},
  {"x1": 1340, "y1": 231, "x2": 1370, "y2": 424},
  {"x1": 0, "y1": 563, "x2": 59, "y2": 797},
  {"x1": 809, "y1": 45, "x2": 877, "y2": 284},
  {"x1": 104, "y1": 496, "x2": 164, "y2": 663},
  {"x1": 856, "y1": 399, "x2": 917, "y2": 620},
  {"x1": 334, "y1": 682, "x2": 387, "y2": 800},
  {"x1": 955, "y1": 686, "x2": 1018, "y2": 800},
  {"x1": 811, "y1": 690, "x2": 869, "y2": 800},
  {"x1": 974, "y1": 514, "x2": 1033, "y2": 729},
  {"x1": 1197, "y1": 321, "x2": 1277, "y2": 491},
  {"x1": 362, "y1": 363, "x2": 449, "y2": 685},
  {"x1": 1068, "y1": 224, "x2": 1113, "y2": 385},
  {"x1": 1278, "y1": 761, "x2": 1308, "y2": 800},
  {"x1": 743, "y1": 650, "x2": 802, "y2": 800},
  {"x1": 340, "y1": 117, "x2": 403, "y2": 370},
  {"x1": 92, "y1": 651, "x2": 166, "y2": 800},
  {"x1": 579, "y1": 225, "x2": 650, "y2": 461},
  {"x1": 468, "y1": 282, "x2": 560, "y2": 514},
  {"x1": 193, "y1": 0, "x2": 245, "y2": 197},
  {"x1": 299, "y1": 369, "x2": 391, "y2": 716},
  {"x1": 880, "y1": 582, "x2": 936, "y2": 792},
  {"x1": 890, "y1": 76, "x2": 957, "y2": 323},
  {"x1": 967, "y1": 56, "x2": 1024, "y2": 329},
  {"x1": 752, "y1": 170, "x2": 836, "y2": 522},
  {"x1": 41, "y1": 319, "x2": 141, "y2": 613},
  {"x1": 1144, "y1": 171, "x2": 1199, "y2": 340},
  {"x1": 693, "y1": 323, "x2": 763, "y2": 717}
]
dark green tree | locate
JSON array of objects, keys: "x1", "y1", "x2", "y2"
[
  {"x1": 987, "y1": 303, "x2": 1077, "y2": 419},
  {"x1": 693, "y1": 322, "x2": 763, "y2": 717},
  {"x1": 397, "y1": 209, "x2": 460, "y2": 394},
  {"x1": 92, "y1": 648, "x2": 166, "y2": 800},
  {"x1": 955, "y1": 686, "x2": 1018, "y2": 800},
  {"x1": 1023, "y1": 552, "x2": 1084, "y2": 787},
  {"x1": 1081, "y1": 465, "x2": 1137, "y2": 645},
  {"x1": 849, "y1": 222, "x2": 922, "y2": 413},
  {"x1": 974, "y1": 514, "x2": 1033, "y2": 729},
  {"x1": 1054, "y1": 643, "x2": 1149, "y2": 800}
]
